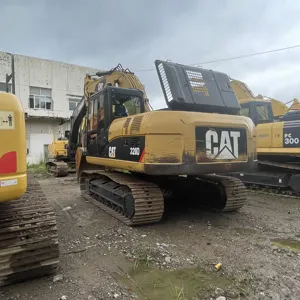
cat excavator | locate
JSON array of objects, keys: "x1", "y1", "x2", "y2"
[
  {"x1": 230, "y1": 79, "x2": 300, "y2": 194},
  {"x1": 46, "y1": 64, "x2": 152, "y2": 176},
  {"x1": 0, "y1": 92, "x2": 59, "y2": 286},
  {"x1": 70, "y1": 60, "x2": 257, "y2": 226}
]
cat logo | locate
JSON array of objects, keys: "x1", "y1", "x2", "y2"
[
  {"x1": 108, "y1": 146, "x2": 116, "y2": 158},
  {"x1": 205, "y1": 130, "x2": 240, "y2": 160}
]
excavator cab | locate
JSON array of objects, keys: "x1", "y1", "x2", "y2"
[
  {"x1": 85, "y1": 86, "x2": 145, "y2": 156},
  {"x1": 240, "y1": 100, "x2": 274, "y2": 125}
]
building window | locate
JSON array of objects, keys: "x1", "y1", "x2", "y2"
[
  {"x1": 69, "y1": 98, "x2": 81, "y2": 111},
  {"x1": 0, "y1": 82, "x2": 11, "y2": 93},
  {"x1": 29, "y1": 87, "x2": 53, "y2": 110}
]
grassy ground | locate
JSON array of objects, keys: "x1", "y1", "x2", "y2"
[{"x1": 27, "y1": 162, "x2": 49, "y2": 178}]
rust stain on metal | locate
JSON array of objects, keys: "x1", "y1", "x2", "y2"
[
  {"x1": 147, "y1": 153, "x2": 180, "y2": 163},
  {"x1": 182, "y1": 151, "x2": 196, "y2": 163}
]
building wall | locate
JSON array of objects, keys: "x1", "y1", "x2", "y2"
[
  {"x1": 0, "y1": 52, "x2": 100, "y2": 119},
  {"x1": 0, "y1": 51, "x2": 101, "y2": 164},
  {"x1": 25, "y1": 119, "x2": 70, "y2": 164}
]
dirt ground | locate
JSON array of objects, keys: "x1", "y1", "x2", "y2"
[{"x1": 1, "y1": 174, "x2": 300, "y2": 300}]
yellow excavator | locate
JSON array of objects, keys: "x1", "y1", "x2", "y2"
[
  {"x1": 0, "y1": 92, "x2": 59, "y2": 286},
  {"x1": 231, "y1": 80, "x2": 290, "y2": 119},
  {"x1": 46, "y1": 136, "x2": 76, "y2": 176},
  {"x1": 67, "y1": 60, "x2": 257, "y2": 226},
  {"x1": 46, "y1": 64, "x2": 152, "y2": 177},
  {"x1": 230, "y1": 79, "x2": 300, "y2": 194}
]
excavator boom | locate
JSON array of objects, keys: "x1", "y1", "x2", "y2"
[{"x1": 84, "y1": 64, "x2": 152, "y2": 112}]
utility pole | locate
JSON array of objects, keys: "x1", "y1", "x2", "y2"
[{"x1": 5, "y1": 53, "x2": 15, "y2": 94}]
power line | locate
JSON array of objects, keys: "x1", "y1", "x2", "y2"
[{"x1": 135, "y1": 44, "x2": 300, "y2": 73}]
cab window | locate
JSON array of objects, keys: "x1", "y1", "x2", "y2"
[
  {"x1": 241, "y1": 107, "x2": 249, "y2": 117},
  {"x1": 256, "y1": 104, "x2": 270, "y2": 121},
  {"x1": 112, "y1": 94, "x2": 143, "y2": 118}
]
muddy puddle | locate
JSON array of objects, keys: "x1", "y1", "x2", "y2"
[
  {"x1": 271, "y1": 238, "x2": 300, "y2": 252},
  {"x1": 118, "y1": 266, "x2": 249, "y2": 300}
]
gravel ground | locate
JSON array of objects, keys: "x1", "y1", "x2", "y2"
[{"x1": 1, "y1": 174, "x2": 300, "y2": 300}]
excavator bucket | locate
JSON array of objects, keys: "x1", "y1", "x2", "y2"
[{"x1": 155, "y1": 60, "x2": 241, "y2": 115}]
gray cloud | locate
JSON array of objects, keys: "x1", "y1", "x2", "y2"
[{"x1": 1, "y1": 0, "x2": 300, "y2": 109}]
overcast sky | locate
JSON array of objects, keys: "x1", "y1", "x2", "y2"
[{"x1": 1, "y1": 0, "x2": 300, "y2": 109}]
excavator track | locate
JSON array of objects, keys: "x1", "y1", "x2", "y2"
[
  {"x1": 46, "y1": 161, "x2": 68, "y2": 177},
  {"x1": 80, "y1": 171, "x2": 246, "y2": 227},
  {"x1": 80, "y1": 170, "x2": 164, "y2": 226},
  {"x1": 0, "y1": 174, "x2": 59, "y2": 286},
  {"x1": 197, "y1": 174, "x2": 247, "y2": 211}
]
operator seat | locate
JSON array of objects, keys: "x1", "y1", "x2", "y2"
[{"x1": 114, "y1": 104, "x2": 128, "y2": 118}]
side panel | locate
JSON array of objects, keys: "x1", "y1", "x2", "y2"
[
  {"x1": 0, "y1": 94, "x2": 27, "y2": 202},
  {"x1": 282, "y1": 120, "x2": 300, "y2": 148},
  {"x1": 100, "y1": 136, "x2": 145, "y2": 162},
  {"x1": 271, "y1": 122, "x2": 283, "y2": 148},
  {"x1": 195, "y1": 127, "x2": 247, "y2": 162},
  {"x1": 256, "y1": 123, "x2": 272, "y2": 148},
  {"x1": 257, "y1": 121, "x2": 300, "y2": 156}
]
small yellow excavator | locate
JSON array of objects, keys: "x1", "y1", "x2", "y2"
[
  {"x1": 46, "y1": 136, "x2": 76, "y2": 176},
  {"x1": 0, "y1": 92, "x2": 59, "y2": 286},
  {"x1": 230, "y1": 79, "x2": 300, "y2": 194},
  {"x1": 67, "y1": 60, "x2": 257, "y2": 226}
]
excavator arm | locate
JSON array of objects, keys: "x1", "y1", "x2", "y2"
[
  {"x1": 84, "y1": 64, "x2": 152, "y2": 112},
  {"x1": 230, "y1": 79, "x2": 288, "y2": 120}
]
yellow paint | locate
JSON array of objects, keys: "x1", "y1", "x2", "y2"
[
  {"x1": 289, "y1": 98, "x2": 300, "y2": 111},
  {"x1": 247, "y1": 108, "x2": 300, "y2": 156},
  {"x1": 0, "y1": 93, "x2": 27, "y2": 202},
  {"x1": 77, "y1": 68, "x2": 257, "y2": 175},
  {"x1": 84, "y1": 110, "x2": 256, "y2": 173},
  {"x1": 0, "y1": 110, "x2": 15, "y2": 129},
  {"x1": 269, "y1": 99, "x2": 288, "y2": 117},
  {"x1": 231, "y1": 79, "x2": 300, "y2": 156},
  {"x1": 86, "y1": 156, "x2": 145, "y2": 173},
  {"x1": 48, "y1": 139, "x2": 68, "y2": 158},
  {"x1": 231, "y1": 79, "x2": 289, "y2": 118},
  {"x1": 84, "y1": 70, "x2": 152, "y2": 112}
]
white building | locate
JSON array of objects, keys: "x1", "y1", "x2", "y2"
[{"x1": 0, "y1": 51, "x2": 100, "y2": 164}]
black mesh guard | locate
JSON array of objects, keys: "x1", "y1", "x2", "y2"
[{"x1": 154, "y1": 60, "x2": 241, "y2": 115}]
